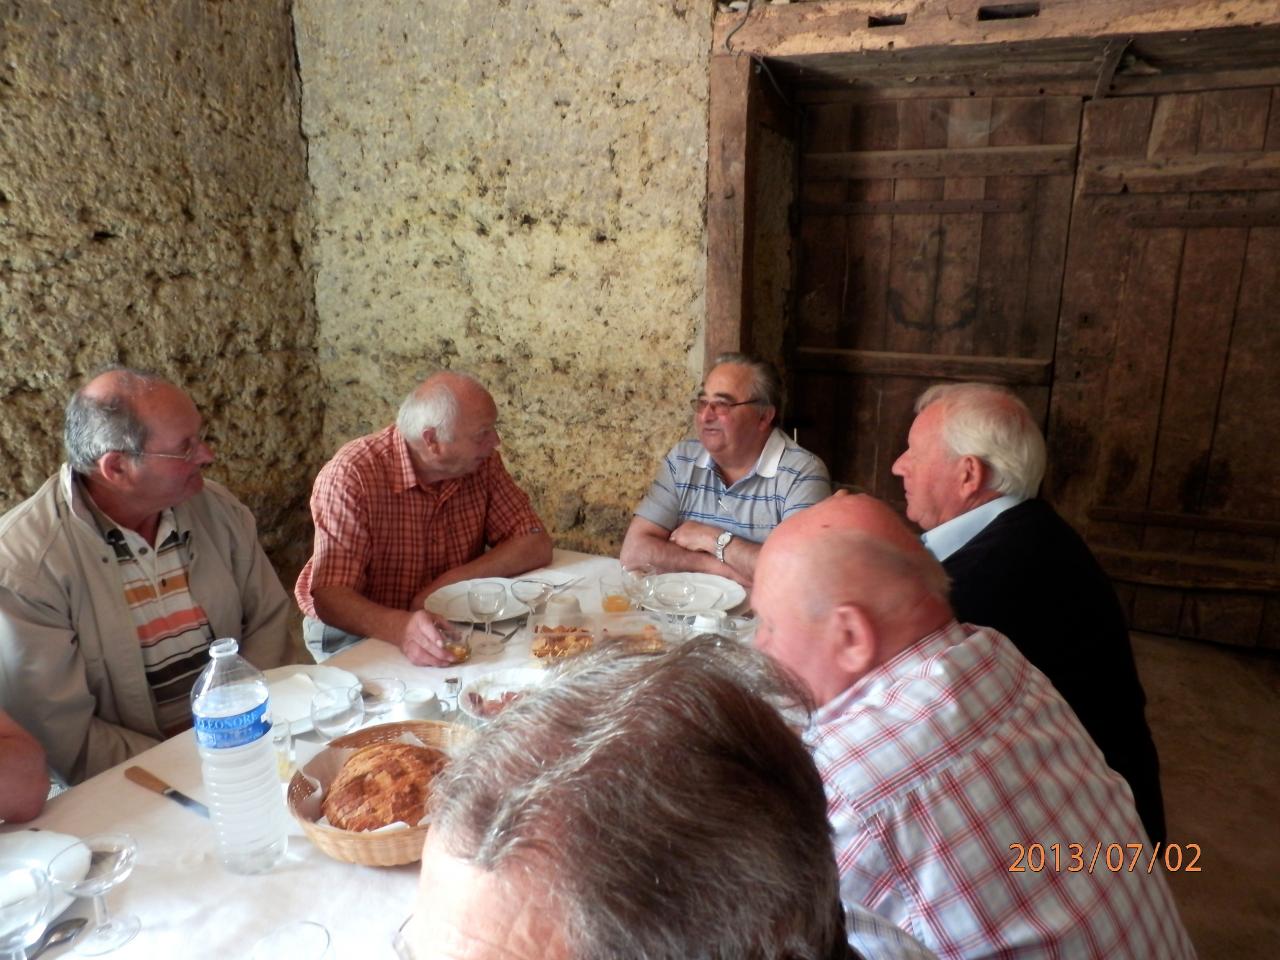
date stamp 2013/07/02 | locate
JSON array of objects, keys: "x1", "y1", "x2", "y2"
[{"x1": 1009, "y1": 842, "x2": 1202, "y2": 874}]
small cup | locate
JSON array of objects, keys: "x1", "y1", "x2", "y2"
[
  {"x1": 545, "y1": 593, "x2": 581, "y2": 616},
  {"x1": 251, "y1": 920, "x2": 332, "y2": 959},
  {"x1": 598, "y1": 575, "x2": 631, "y2": 613},
  {"x1": 439, "y1": 622, "x2": 471, "y2": 664},
  {"x1": 403, "y1": 688, "x2": 439, "y2": 719}
]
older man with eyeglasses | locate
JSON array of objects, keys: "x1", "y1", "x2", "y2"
[
  {"x1": 620, "y1": 352, "x2": 830, "y2": 585},
  {"x1": 0, "y1": 367, "x2": 289, "y2": 784}
]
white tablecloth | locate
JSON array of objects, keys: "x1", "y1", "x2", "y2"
[{"x1": 0, "y1": 549, "x2": 623, "y2": 958}]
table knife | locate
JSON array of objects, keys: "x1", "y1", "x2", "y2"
[{"x1": 124, "y1": 766, "x2": 210, "y2": 818}]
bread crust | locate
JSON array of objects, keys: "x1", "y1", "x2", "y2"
[{"x1": 322, "y1": 742, "x2": 446, "y2": 832}]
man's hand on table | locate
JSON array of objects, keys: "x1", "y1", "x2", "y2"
[{"x1": 395, "y1": 610, "x2": 458, "y2": 667}]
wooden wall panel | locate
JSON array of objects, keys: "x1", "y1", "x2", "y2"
[
  {"x1": 932, "y1": 97, "x2": 990, "y2": 357},
  {"x1": 798, "y1": 103, "x2": 852, "y2": 347}
]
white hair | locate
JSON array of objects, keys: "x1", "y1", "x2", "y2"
[
  {"x1": 395, "y1": 372, "x2": 483, "y2": 444},
  {"x1": 916, "y1": 383, "x2": 1046, "y2": 499}
]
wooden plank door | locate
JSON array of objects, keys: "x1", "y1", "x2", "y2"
[
  {"x1": 1050, "y1": 88, "x2": 1280, "y2": 648},
  {"x1": 790, "y1": 94, "x2": 1080, "y2": 511}
]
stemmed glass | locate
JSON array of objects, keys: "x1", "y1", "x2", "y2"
[
  {"x1": 48, "y1": 834, "x2": 140, "y2": 955},
  {"x1": 310, "y1": 685, "x2": 365, "y2": 742},
  {"x1": 621, "y1": 563, "x2": 656, "y2": 609},
  {"x1": 510, "y1": 579, "x2": 552, "y2": 618},
  {"x1": 0, "y1": 862, "x2": 51, "y2": 960},
  {"x1": 653, "y1": 579, "x2": 698, "y2": 639},
  {"x1": 467, "y1": 580, "x2": 507, "y2": 655}
]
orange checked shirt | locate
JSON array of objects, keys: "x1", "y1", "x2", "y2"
[{"x1": 295, "y1": 425, "x2": 545, "y2": 618}]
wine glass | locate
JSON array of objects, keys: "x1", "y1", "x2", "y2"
[
  {"x1": 310, "y1": 685, "x2": 365, "y2": 742},
  {"x1": 251, "y1": 920, "x2": 333, "y2": 959},
  {"x1": 0, "y1": 862, "x2": 51, "y2": 960},
  {"x1": 510, "y1": 579, "x2": 552, "y2": 618},
  {"x1": 653, "y1": 579, "x2": 697, "y2": 638},
  {"x1": 621, "y1": 563, "x2": 656, "y2": 608},
  {"x1": 467, "y1": 580, "x2": 506, "y2": 655},
  {"x1": 47, "y1": 834, "x2": 140, "y2": 955}
]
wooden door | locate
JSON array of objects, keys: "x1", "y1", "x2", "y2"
[
  {"x1": 1050, "y1": 88, "x2": 1280, "y2": 648},
  {"x1": 790, "y1": 94, "x2": 1080, "y2": 509}
]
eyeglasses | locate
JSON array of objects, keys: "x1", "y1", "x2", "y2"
[
  {"x1": 137, "y1": 427, "x2": 210, "y2": 462},
  {"x1": 690, "y1": 396, "x2": 762, "y2": 416}
]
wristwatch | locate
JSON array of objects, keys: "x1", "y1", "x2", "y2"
[{"x1": 715, "y1": 530, "x2": 734, "y2": 563}]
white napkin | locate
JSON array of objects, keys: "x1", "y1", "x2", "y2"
[{"x1": 269, "y1": 673, "x2": 319, "y2": 724}]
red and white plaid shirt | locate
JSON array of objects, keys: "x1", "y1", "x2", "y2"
[
  {"x1": 295, "y1": 425, "x2": 544, "y2": 618},
  {"x1": 814, "y1": 621, "x2": 1195, "y2": 960}
]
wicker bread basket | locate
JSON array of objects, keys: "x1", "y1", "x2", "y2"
[{"x1": 287, "y1": 719, "x2": 466, "y2": 866}]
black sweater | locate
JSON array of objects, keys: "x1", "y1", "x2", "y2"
[{"x1": 943, "y1": 498, "x2": 1166, "y2": 845}]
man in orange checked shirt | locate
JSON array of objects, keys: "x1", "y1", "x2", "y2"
[{"x1": 296, "y1": 372, "x2": 552, "y2": 665}]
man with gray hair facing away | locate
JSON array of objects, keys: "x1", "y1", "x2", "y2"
[
  {"x1": 296, "y1": 371, "x2": 551, "y2": 663},
  {"x1": 621, "y1": 352, "x2": 831, "y2": 585},
  {"x1": 891, "y1": 382, "x2": 1164, "y2": 845},
  {"x1": 399, "y1": 636, "x2": 939, "y2": 960},
  {"x1": 0, "y1": 369, "x2": 288, "y2": 783}
]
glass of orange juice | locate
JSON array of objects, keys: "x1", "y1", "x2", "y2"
[{"x1": 599, "y1": 574, "x2": 632, "y2": 613}]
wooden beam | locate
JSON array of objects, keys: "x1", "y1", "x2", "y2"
[
  {"x1": 1090, "y1": 507, "x2": 1280, "y2": 539},
  {"x1": 1126, "y1": 207, "x2": 1280, "y2": 228},
  {"x1": 1081, "y1": 151, "x2": 1280, "y2": 194},
  {"x1": 713, "y1": 0, "x2": 1280, "y2": 61},
  {"x1": 803, "y1": 198, "x2": 1026, "y2": 216},
  {"x1": 795, "y1": 347, "x2": 1053, "y2": 385},
  {"x1": 793, "y1": 79, "x2": 1095, "y2": 101},
  {"x1": 1092, "y1": 37, "x2": 1129, "y2": 99},
  {"x1": 1095, "y1": 546, "x2": 1280, "y2": 593},
  {"x1": 1111, "y1": 66, "x2": 1280, "y2": 97},
  {"x1": 805, "y1": 143, "x2": 1077, "y2": 180},
  {"x1": 706, "y1": 54, "x2": 756, "y2": 368}
]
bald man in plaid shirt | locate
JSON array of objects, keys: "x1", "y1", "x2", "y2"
[
  {"x1": 296, "y1": 372, "x2": 552, "y2": 664},
  {"x1": 752, "y1": 494, "x2": 1195, "y2": 960}
]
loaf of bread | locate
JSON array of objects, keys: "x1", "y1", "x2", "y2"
[{"x1": 322, "y1": 742, "x2": 446, "y2": 832}]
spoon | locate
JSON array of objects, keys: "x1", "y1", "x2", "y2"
[{"x1": 26, "y1": 917, "x2": 86, "y2": 959}]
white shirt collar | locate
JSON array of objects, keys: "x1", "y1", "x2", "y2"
[
  {"x1": 694, "y1": 428, "x2": 787, "y2": 480},
  {"x1": 921, "y1": 494, "x2": 1024, "y2": 562}
]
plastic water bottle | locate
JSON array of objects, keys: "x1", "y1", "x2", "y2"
[{"x1": 191, "y1": 637, "x2": 289, "y2": 874}]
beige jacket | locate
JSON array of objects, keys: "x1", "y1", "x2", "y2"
[{"x1": 0, "y1": 466, "x2": 289, "y2": 783}]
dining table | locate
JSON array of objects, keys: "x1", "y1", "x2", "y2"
[{"x1": 0, "y1": 549, "x2": 683, "y2": 959}]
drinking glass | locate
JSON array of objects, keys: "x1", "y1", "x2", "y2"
[
  {"x1": 653, "y1": 579, "x2": 697, "y2": 638},
  {"x1": 270, "y1": 719, "x2": 294, "y2": 781},
  {"x1": 48, "y1": 834, "x2": 140, "y2": 955},
  {"x1": 251, "y1": 920, "x2": 332, "y2": 959},
  {"x1": 510, "y1": 579, "x2": 552, "y2": 617},
  {"x1": 598, "y1": 574, "x2": 631, "y2": 613},
  {"x1": 467, "y1": 580, "x2": 506, "y2": 655},
  {"x1": 621, "y1": 563, "x2": 656, "y2": 608},
  {"x1": 310, "y1": 685, "x2": 365, "y2": 742},
  {"x1": 361, "y1": 677, "x2": 407, "y2": 720},
  {"x1": 0, "y1": 862, "x2": 51, "y2": 960}
]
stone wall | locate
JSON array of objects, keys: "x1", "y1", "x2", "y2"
[
  {"x1": 293, "y1": 0, "x2": 713, "y2": 553},
  {"x1": 0, "y1": 1, "x2": 322, "y2": 579}
]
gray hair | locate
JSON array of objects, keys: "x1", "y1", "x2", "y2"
[
  {"x1": 395, "y1": 372, "x2": 482, "y2": 445},
  {"x1": 916, "y1": 382, "x2": 1046, "y2": 499},
  {"x1": 429, "y1": 637, "x2": 847, "y2": 960},
  {"x1": 64, "y1": 368, "x2": 168, "y2": 475},
  {"x1": 713, "y1": 352, "x2": 784, "y2": 415}
]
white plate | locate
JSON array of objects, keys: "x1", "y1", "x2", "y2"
[
  {"x1": 264, "y1": 664, "x2": 359, "y2": 735},
  {"x1": 642, "y1": 573, "x2": 746, "y2": 613},
  {"x1": 424, "y1": 579, "x2": 531, "y2": 623},
  {"x1": 0, "y1": 829, "x2": 90, "y2": 921},
  {"x1": 458, "y1": 668, "x2": 549, "y2": 722}
]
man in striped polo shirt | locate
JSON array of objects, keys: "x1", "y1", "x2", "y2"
[
  {"x1": 621, "y1": 353, "x2": 830, "y2": 585},
  {"x1": 0, "y1": 369, "x2": 289, "y2": 783}
]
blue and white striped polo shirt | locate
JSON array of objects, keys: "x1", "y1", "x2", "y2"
[{"x1": 634, "y1": 429, "x2": 831, "y2": 543}]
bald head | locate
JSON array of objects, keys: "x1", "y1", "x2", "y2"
[
  {"x1": 397, "y1": 371, "x2": 501, "y2": 482},
  {"x1": 752, "y1": 494, "x2": 952, "y2": 705}
]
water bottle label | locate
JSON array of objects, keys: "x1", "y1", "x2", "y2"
[{"x1": 195, "y1": 701, "x2": 270, "y2": 749}]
